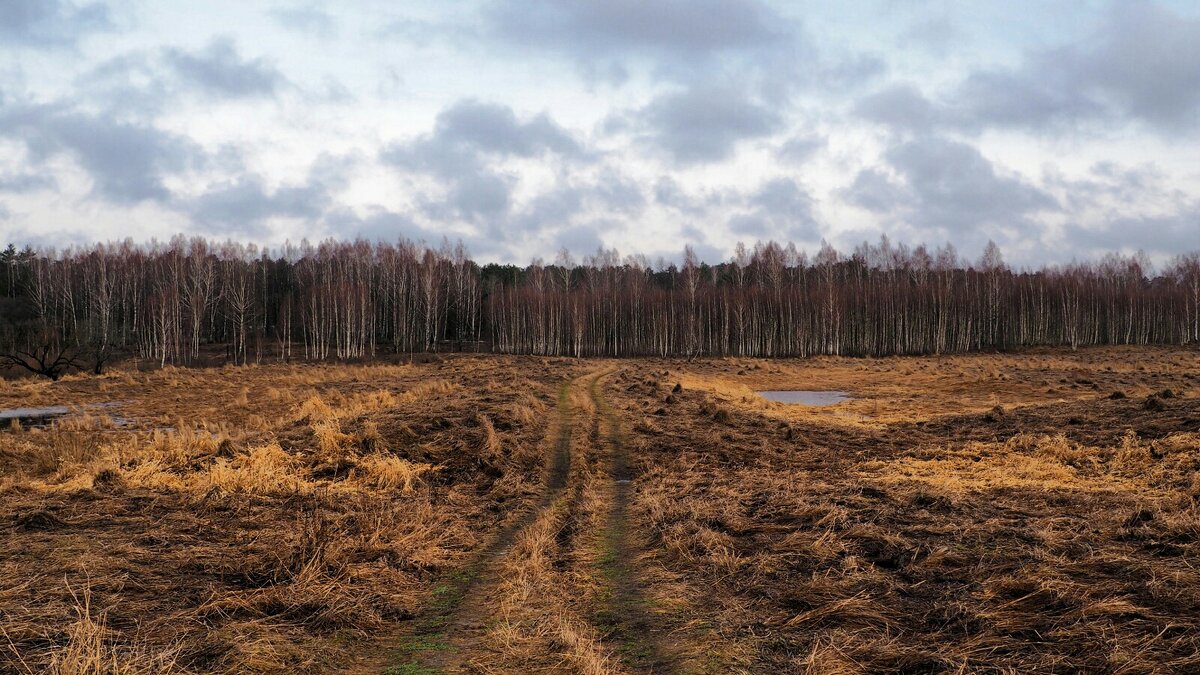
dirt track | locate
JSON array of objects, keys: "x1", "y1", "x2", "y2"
[
  {"x1": 383, "y1": 370, "x2": 691, "y2": 673},
  {"x1": 589, "y1": 372, "x2": 679, "y2": 672},
  {"x1": 383, "y1": 378, "x2": 580, "y2": 672}
]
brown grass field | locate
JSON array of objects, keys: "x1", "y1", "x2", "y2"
[{"x1": 1, "y1": 346, "x2": 1198, "y2": 673}]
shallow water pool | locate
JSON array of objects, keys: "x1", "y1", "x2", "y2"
[
  {"x1": 0, "y1": 406, "x2": 70, "y2": 426},
  {"x1": 757, "y1": 390, "x2": 851, "y2": 406}
]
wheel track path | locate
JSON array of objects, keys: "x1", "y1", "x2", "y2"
[
  {"x1": 588, "y1": 371, "x2": 679, "y2": 673},
  {"x1": 380, "y1": 376, "x2": 578, "y2": 674}
]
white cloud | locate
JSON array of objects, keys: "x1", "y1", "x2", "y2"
[{"x1": 0, "y1": 0, "x2": 1197, "y2": 266}]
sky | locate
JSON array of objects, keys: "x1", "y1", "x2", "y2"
[{"x1": 0, "y1": 0, "x2": 1198, "y2": 268}]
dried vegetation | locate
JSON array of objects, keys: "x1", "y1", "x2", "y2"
[
  {"x1": 619, "y1": 346, "x2": 1200, "y2": 672},
  {"x1": 1, "y1": 346, "x2": 1198, "y2": 673},
  {"x1": 0, "y1": 356, "x2": 579, "y2": 673}
]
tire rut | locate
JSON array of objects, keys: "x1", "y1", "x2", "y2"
[
  {"x1": 381, "y1": 377, "x2": 578, "y2": 673},
  {"x1": 589, "y1": 371, "x2": 678, "y2": 673}
]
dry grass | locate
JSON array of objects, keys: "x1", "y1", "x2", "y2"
[
  {"x1": 353, "y1": 454, "x2": 437, "y2": 493},
  {"x1": 1, "y1": 346, "x2": 1197, "y2": 672},
  {"x1": 488, "y1": 499, "x2": 617, "y2": 674},
  {"x1": 482, "y1": 413, "x2": 619, "y2": 675},
  {"x1": 615, "y1": 346, "x2": 1200, "y2": 672},
  {"x1": 0, "y1": 356, "x2": 579, "y2": 673}
]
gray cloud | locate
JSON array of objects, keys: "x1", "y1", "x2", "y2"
[
  {"x1": 1071, "y1": 1, "x2": 1200, "y2": 131},
  {"x1": 624, "y1": 85, "x2": 782, "y2": 164},
  {"x1": 511, "y1": 185, "x2": 583, "y2": 232},
  {"x1": 485, "y1": 0, "x2": 784, "y2": 59},
  {"x1": 653, "y1": 176, "x2": 733, "y2": 216},
  {"x1": 72, "y1": 53, "x2": 173, "y2": 121},
  {"x1": 182, "y1": 153, "x2": 362, "y2": 234},
  {"x1": 79, "y1": 38, "x2": 298, "y2": 116},
  {"x1": 382, "y1": 100, "x2": 584, "y2": 224},
  {"x1": 382, "y1": 135, "x2": 475, "y2": 182},
  {"x1": 855, "y1": 72, "x2": 1101, "y2": 135},
  {"x1": 0, "y1": 103, "x2": 203, "y2": 203},
  {"x1": 374, "y1": 17, "x2": 477, "y2": 49},
  {"x1": 897, "y1": 17, "x2": 958, "y2": 56},
  {"x1": 728, "y1": 177, "x2": 819, "y2": 240},
  {"x1": 386, "y1": 151, "x2": 512, "y2": 224},
  {"x1": 727, "y1": 213, "x2": 769, "y2": 237},
  {"x1": 862, "y1": 2, "x2": 1200, "y2": 135},
  {"x1": 555, "y1": 222, "x2": 605, "y2": 255},
  {"x1": 1065, "y1": 211, "x2": 1200, "y2": 259},
  {"x1": 0, "y1": 37, "x2": 304, "y2": 220},
  {"x1": 1044, "y1": 161, "x2": 1178, "y2": 212},
  {"x1": 269, "y1": 5, "x2": 336, "y2": 38},
  {"x1": 304, "y1": 153, "x2": 358, "y2": 194},
  {"x1": 482, "y1": 0, "x2": 828, "y2": 93},
  {"x1": 433, "y1": 100, "x2": 581, "y2": 158},
  {"x1": 840, "y1": 169, "x2": 908, "y2": 213},
  {"x1": 322, "y1": 206, "x2": 439, "y2": 245},
  {"x1": 885, "y1": 137, "x2": 1058, "y2": 231},
  {"x1": 0, "y1": 0, "x2": 111, "y2": 47},
  {"x1": 164, "y1": 37, "x2": 287, "y2": 99},
  {"x1": 0, "y1": 171, "x2": 56, "y2": 193},
  {"x1": 751, "y1": 177, "x2": 811, "y2": 217},
  {"x1": 653, "y1": 176, "x2": 689, "y2": 210},
  {"x1": 855, "y1": 83, "x2": 940, "y2": 133},
  {"x1": 653, "y1": 177, "x2": 709, "y2": 217},
  {"x1": 503, "y1": 186, "x2": 617, "y2": 255},
  {"x1": 587, "y1": 170, "x2": 646, "y2": 215},
  {"x1": 506, "y1": 172, "x2": 647, "y2": 240},
  {"x1": 653, "y1": 177, "x2": 686, "y2": 208},
  {"x1": 333, "y1": 188, "x2": 637, "y2": 262},
  {"x1": 652, "y1": 174, "x2": 819, "y2": 244},
  {"x1": 186, "y1": 174, "x2": 331, "y2": 234},
  {"x1": 776, "y1": 133, "x2": 824, "y2": 164},
  {"x1": 947, "y1": 58, "x2": 1107, "y2": 133},
  {"x1": 838, "y1": 137, "x2": 1057, "y2": 247},
  {"x1": 1039, "y1": 159, "x2": 1199, "y2": 258},
  {"x1": 309, "y1": 76, "x2": 355, "y2": 104},
  {"x1": 381, "y1": 99, "x2": 647, "y2": 247},
  {"x1": 439, "y1": 172, "x2": 513, "y2": 222},
  {"x1": 383, "y1": 100, "x2": 581, "y2": 177},
  {"x1": 819, "y1": 52, "x2": 887, "y2": 90}
]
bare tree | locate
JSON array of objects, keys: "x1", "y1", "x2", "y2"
[{"x1": 0, "y1": 237, "x2": 1195, "y2": 366}]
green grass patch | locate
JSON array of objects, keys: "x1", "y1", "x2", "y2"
[
  {"x1": 396, "y1": 634, "x2": 451, "y2": 654},
  {"x1": 384, "y1": 664, "x2": 444, "y2": 675}
]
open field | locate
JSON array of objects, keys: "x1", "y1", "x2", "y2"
[{"x1": 1, "y1": 346, "x2": 1199, "y2": 673}]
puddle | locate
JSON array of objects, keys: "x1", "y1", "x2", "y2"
[
  {"x1": 88, "y1": 401, "x2": 134, "y2": 428},
  {"x1": 0, "y1": 402, "x2": 134, "y2": 430},
  {"x1": 0, "y1": 406, "x2": 70, "y2": 427},
  {"x1": 758, "y1": 390, "x2": 851, "y2": 406}
]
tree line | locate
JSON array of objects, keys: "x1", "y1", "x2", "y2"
[{"x1": 1, "y1": 236, "x2": 1197, "y2": 378}]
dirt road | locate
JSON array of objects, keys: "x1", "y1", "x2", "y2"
[{"x1": 382, "y1": 369, "x2": 695, "y2": 673}]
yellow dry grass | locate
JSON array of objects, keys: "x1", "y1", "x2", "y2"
[
  {"x1": 0, "y1": 355, "x2": 577, "y2": 673},
  {"x1": 614, "y1": 346, "x2": 1200, "y2": 672},
  {"x1": 1, "y1": 347, "x2": 1196, "y2": 673}
]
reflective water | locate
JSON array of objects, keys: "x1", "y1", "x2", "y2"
[
  {"x1": 0, "y1": 406, "x2": 70, "y2": 425},
  {"x1": 758, "y1": 390, "x2": 851, "y2": 406},
  {"x1": 0, "y1": 402, "x2": 137, "y2": 430}
]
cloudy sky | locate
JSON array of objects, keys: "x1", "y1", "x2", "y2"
[{"x1": 1, "y1": 0, "x2": 1198, "y2": 266}]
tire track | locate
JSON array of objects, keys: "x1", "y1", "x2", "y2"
[
  {"x1": 588, "y1": 372, "x2": 678, "y2": 673},
  {"x1": 382, "y1": 377, "x2": 578, "y2": 673}
]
